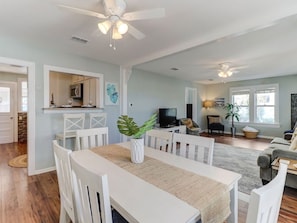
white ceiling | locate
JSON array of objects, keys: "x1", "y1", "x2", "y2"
[{"x1": 2, "y1": 0, "x2": 297, "y2": 84}]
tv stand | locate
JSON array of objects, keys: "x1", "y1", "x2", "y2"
[{"x1": 155, "y1": 125, "x2": 186, "y2": 134}]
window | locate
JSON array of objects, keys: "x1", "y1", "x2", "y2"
[
  {"x1": 0, "y1": 87, "x2": 10, "y2": 112},
  {"x1": 232, "y1": 90, "x2": 250, "y2": 122},
  {"x1": 18, "y1": 79, "x2": 28, "y2": 112},
  {"x1": 230, "y1": 84, "x2": 279, "y2": 125}
]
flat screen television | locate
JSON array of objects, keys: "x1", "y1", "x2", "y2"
[{"x1": 159, "y1": 108, "x2": 177, "y2": 128}]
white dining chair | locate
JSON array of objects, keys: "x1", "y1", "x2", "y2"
[
  {"x1": 70, "y1": 153, "x2": 113, "y2": 223},
  {"x1": 56, "y1": 113, "x2": 85, "y2": 148},
  {"x1": 246, "y1": 160, "x2": 288, "y2": 223},
  {"x1": 89, "y1": 112, "x2": 107, "y2": 128},
  {"x1": 75, "y1": 127, "x2": 109, "y2": 150},
  {"x1": 172, "y1": 133, "x2": 214, "y2": 165},
  {"x1": 52, "y1": 140, "x2": 77, "y2": 223},
  {"x1": 145, "y1": 129, "x2": 173, "y2": 152}
]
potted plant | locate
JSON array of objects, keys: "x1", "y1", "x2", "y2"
[
  {"x1": 224, "y1": 103, "x2": 240, "y2": 137},
  {"x1": 117, "y1": 113, "x2": 157, "y2": 163}
]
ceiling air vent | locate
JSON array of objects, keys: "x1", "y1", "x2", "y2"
[{"x1": 71, "y1": 36, "x2": 88, "y2": 44}]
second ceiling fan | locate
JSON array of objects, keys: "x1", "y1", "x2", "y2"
[{"x1": 59, "y1": 0, "x2": 165, "y2": 41}]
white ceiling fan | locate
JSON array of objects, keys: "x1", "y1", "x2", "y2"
[
  {"x1": 217, "y1": 62, "x2": 246, "y2": 78},
  {"x1": 59, "y1": 0, "x2": 165, "y2": 41}
]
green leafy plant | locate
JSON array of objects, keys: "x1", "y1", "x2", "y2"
[
  {"x1": 117, "y1": 113, "x2": 157, "y2": 139},
  {"x1": 224, "y1": 103, "x2": 240, "y2": 128}
]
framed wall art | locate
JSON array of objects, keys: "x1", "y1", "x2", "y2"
[{"x1": 105, "y1": 82, "x2": 119, "y2": 105}]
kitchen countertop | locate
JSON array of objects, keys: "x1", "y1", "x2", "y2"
[{"x1": 43, "y1": 106, "x2": 104, "y2": 114}]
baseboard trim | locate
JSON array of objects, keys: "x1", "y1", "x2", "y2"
[
  {"x1": 31, "y1": 166, "x2": 56, "y2": 175},
  {"x1": 201, "y1": 129, "x2": 274, "y2": 139}
]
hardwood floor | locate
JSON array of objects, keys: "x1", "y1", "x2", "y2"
[
  {"x1": 0, "y1": 142, "x2": 60, "y2": 223},
  {"x1": 1, "y1": 137, "x2": 297, "y2": 223}
]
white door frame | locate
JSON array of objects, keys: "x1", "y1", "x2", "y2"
[{"x1": 0, "y1": 57, "x2": 35, "y2": 176}]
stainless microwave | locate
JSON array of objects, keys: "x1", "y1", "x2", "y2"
[{"x1": 70, "y1": 83, "x2": 83, "y2": 99}]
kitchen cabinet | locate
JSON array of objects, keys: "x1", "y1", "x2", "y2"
[
  {"x1": 83, "y1": 77, "x2": 99, "y2": 106},
  {"x1": 72, "y1": 75, "x2": 85, "y2": 83},
  {"x1": 49, "y1": 71, "x2": 72, "y2": 106}
]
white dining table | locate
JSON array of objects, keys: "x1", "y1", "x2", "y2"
[{"x1": 71, "y1": 142, "x2": 241, "y2": 223}]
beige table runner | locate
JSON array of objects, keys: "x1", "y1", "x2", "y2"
[{"x1": 91, "y1": 145, "x2": 230, "y2": 223}]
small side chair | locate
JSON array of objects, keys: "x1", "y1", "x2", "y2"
[
  {"x1": 172, "y1": 133, "x2": 214, "y2": 165},
  {"x1": 89, "y1": 112, "x2": 107, "y2": 128},
  {"x1": 53, "y1": 140, "x2": 77, "y2": 223},
  {"x1": 145, "y1": 129, "x2": 173, "y2": 153},
  {"x1": 246, "y1": 160, "x2": 288, "y2": 223},
  {"x1": 70, "y1": 153, "x2": 113, "y2": 223},
  {"x1": 75, "y1": 127, "x2": 109, "y2": 150},
  {"x1": 56, "y1": 113, "x2": 85, "y2": 148},
  {"x1": 207, "y1": 115, "x2": 224, "y2": 135}
]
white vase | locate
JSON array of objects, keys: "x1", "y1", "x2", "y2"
[{"x1": 130, "y1": 138, "x2": 144, "y2": 164}]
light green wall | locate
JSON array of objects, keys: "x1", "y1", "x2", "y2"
[
  {"x1": 128, "y1": 69, "x2": 196, "y2": 125},
  {"x1": 203, "y1": 74, "x2": 297, "y2": 137},
  {"x1": 1, "y1": 34, "x2": 295, "y2": 171},
  {"x1": 0, "y1": 36, "x2": 201, "y2": 172},
  {"x1": 0, "y1": 36, "x2": 122, "y2": 170}
]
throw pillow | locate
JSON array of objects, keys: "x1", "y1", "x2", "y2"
[
  {"x1": 209, "y1": 117, "x2": 221, "y2": 124},
  {"x1": 182, "y1": 119, "x2": 193, "y2": 128},
  {"x1": 289, "y1": 136, "x2": 297, "y2": 150}
]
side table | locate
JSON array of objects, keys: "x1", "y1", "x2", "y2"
[{"x1": 272, "y1": 157, "x2": 297, "y2": 175}]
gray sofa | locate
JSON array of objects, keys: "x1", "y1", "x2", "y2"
[{"x1": 257, "y1": 138, "x2": 297, "y2": 189}]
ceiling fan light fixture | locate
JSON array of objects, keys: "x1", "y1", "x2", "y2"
[
  {"x1": 218, "y1": 63, "x2": 234, "y2": 78},
  {"x1": 116, "y1": 20, "x2": 128, "y2": 34},
  {"x1": 98, "y1": 20, "x2": 112, "y2": 34},
  {"x1": 112, "y1": 27, "x2": 123, "y2": 39},
  {"x1": 218, "y1": 70, "x2": 233, "y2": 78}
]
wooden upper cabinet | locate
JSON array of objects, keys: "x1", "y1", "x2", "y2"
[
  {"x1": 83, "y1": 78, "x2": 99, "y2": 106},
  {"x1": 72, "y1": 75, "x2": 85, "y2": 83}
]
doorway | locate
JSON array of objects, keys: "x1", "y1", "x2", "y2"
[
  {"x1": 185, "y1": 87, "x2": 197, "y2": 122},
  {"x1": 0, "y1": 82, "x2": 17, "y2": 143},
  {"x1": 0, "y1": 57, "x2": 35, "y2": 175}
]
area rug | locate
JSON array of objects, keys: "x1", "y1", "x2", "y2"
[
  {"x1": 8, "y1": 154, "x2": 27, "y2": 168},
  {"x1": 212, "y1": 143, "x2": 262, "y2": 195}
]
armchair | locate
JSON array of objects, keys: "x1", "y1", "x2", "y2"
[
  {"x1": 284, "y1": 120, "x2": 297, "y2": 140},
  {"x1": 180, "y1": 118, "x2": 201, "y2": 135},
  {"x1": 207, "y1": 115, "x2": 224, "y2": 135},
  {"x1": 257, "y1": 137, "x2": 297, "y2": 189}
]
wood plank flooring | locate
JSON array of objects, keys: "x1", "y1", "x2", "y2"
[{"x1": 1, "y1": 136, "x2": 297, "y2": 223}]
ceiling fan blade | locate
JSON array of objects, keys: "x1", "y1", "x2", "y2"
[
  {"x1": 127, "y1": 24, "x2": 145, "y2": 40},
  {"x1": 58, "y1": 5, "x2": 107, "y2": 19},
  {"x1": 122, "y1": 8, "x2": 165, "y2": 21}
]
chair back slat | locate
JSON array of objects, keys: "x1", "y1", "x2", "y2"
[
  {"x1": 172, "y1": 133, "x2": 214, "y2": 165},
  {"x1": 76, "y1": 127, "x2": 109, "y2": 150},
  {"x1": 145, "y1": 129, "x2": 173, "y2": 152}
]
